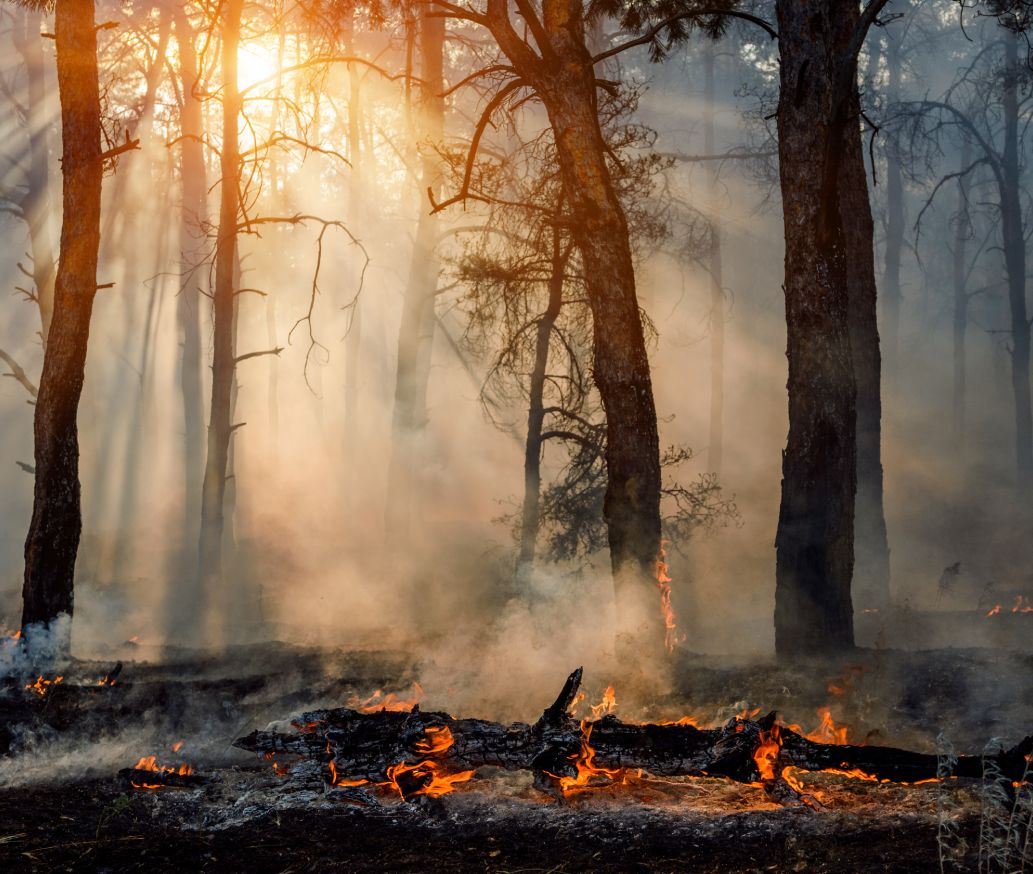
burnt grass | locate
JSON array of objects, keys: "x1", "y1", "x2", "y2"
[{"x1": 0, "y1": 640, "x2": 1029, "y2": 872}]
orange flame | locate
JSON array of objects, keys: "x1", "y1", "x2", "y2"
[
  {"x1": 129, "y1": 754, "x2": 194, "y2": 790},
  {"x1": 555, "y1": 722, "x2": 623, "y2": 796},
  {"x1": 987, "y1": 604, "x2": 1002, "y2": 617},
  {"x1": 805, "y1": 707, "x2": 850, "y2": 745},
  {"x1": 1012, "y1": 595, "x2": 1033, "y2": 614},
  {"x1": 381, "y1": 760, "x2": 475, "y2": 799},
  {"x1": 349, "y1": 682, "x2": 425, "y2": 713},
  {"x1": 589, "y1": 686, "x2": 617, "y2": 720},
  {"x1": 24, "y1": 675, "x2": 63, "y2": 697},
  {"x1": 655, "y1": 540, "x2": 682, "y2": 654},
  {"x1": 414, "y1": 725, "x2": 455, "y2": 755}
]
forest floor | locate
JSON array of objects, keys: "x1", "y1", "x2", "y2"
[{"x1": 0, "y1": 639, "x2": 1030, "y2": 872}]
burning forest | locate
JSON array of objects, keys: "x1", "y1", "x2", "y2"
[{"x1": 2, "y1": 0, "x2": 1033, "y2": 870}]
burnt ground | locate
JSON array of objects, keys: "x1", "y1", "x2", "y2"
[{"x1": 0, "y1": 638, "x2": 1030, "y2": 872}]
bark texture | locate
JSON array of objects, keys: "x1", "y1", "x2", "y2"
[
  {"x1": 773, "y1": 1, "x2": 864, "y2": 653},
  {"x1": 22, "y1": 0, "x2": 104, "y2": 641}
]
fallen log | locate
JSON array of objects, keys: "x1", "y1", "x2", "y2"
[
  {"x1": 235, "y1": 667, "x2": 1033, "y2": 803},
  {"x1": 118, "y1": 767, "x2": 206, "y2": 790}
]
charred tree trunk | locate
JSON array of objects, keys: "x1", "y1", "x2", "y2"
[
  {"x1": 197, "y1": 0, "x2": 243, "y2": 638},
  {"x1": 21, "y1": 0, "x2": 106, "y2": 646},
  {"x1": 516, "y1": 229, "x2": 569, "y2": 583},
  {"x1": 13, "y1": 8, "x2": 57, "y2": 346},
  {"x1": 844, "y1": 49, "x2": 890, "y2": 612},
  {"x1": 773, "y1": 1, "x2": 864, "y2": 653},
  {"x1": 483, "y1": 0, "x2": 663, "y2": 649},
  {"x1": 952, "y1": 134, "x2": 973, "y2": 443},
  {"x1": 704, "y1": 42, "x2": 725, "y2": 475},
  {"x1": 385, "y1": 6, "x2": 444, "y2": 539},
  {"x1": 1000, "y1": 32, "x2": 1032, "y2": 487}
]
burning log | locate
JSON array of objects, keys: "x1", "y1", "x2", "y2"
[
  {"x1": 119, "y1": 755, "x2": 205, "y2": 790},
  {"x1": 235, "y1": 668, "x2": 1033, "y2": 805}
]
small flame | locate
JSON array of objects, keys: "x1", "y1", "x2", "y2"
[
  {"x1": 1012, "y1": 595, "x2": 1033, "y2": 614},
  {"x1": 987, "y1": 604, "x2": 1002, "y2": 617},
  {"x1": 589, "y1": 686, "x2": 617, "y2": 720},
  {"x1": 554, "y1": 722, "x2": 623, "y2": 796},
  {"x1": 129, "y1": 754, "x2": 194, "y2": 790},
  {"x1": 655, "y1": 540, "x2": 683, "y2": 654},
  {"x1": 171, "y1": 741, "x2": 184, "y2": 753},
  {"x1": 414, "y1": 725, "x2": 454, "y2": 755},
  {"x1": 381, "y1": 760, "x2": 475, "y2": 799},
  {"x1": 806, "y1": 707, "x2": 850, "y2": 745},
  {"x1": 25, "y1": 675, "x2": 63, "y2": 697},
  {"x1": 349, "y1": 682, "x2": 425, "y2": 713}
]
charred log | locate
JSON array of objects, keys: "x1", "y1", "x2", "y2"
[{"x1": 235, "y1": 668, "x2": 1033, "y2": 798}]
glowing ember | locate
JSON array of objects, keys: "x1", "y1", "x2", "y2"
[
  {"x1": 655, "y1": 540, "x2": 682, "y2": 654},
  {"x1": 987, "y1": 604, "x2": 1002, "y2": 617},
  {"x1": 806, "y1": 707, "x2": 850, "y2": 745},
  {"x1": 24, "y1": 674, "x2": 63, "y2": 697}
]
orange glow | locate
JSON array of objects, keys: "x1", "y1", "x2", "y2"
[
  {"x1": 414, "y1": 725, "x2": 455, "y2": 755},
  {"x1": 805, "y1": 707, "x2": 850, "y2": 745},
  {"x1": 24, "y1": 674, "x2": 63, "y2": 697},
  {"x1": 987, "y1": 604, "x2": 1002, "y2": 617},
  {"x1": 328, "y1": 759, "x2": 369, "y2": 788},
  {"x1": 381, "y1": 760, "x2": 475, "y2": 799},
  {"x1": 1012, "y1": 595, "x2": 1033, "y2": 613},
  {"x1": 171, "y1": 740, "x2": 184, "y2": 753},
  {"x1": 655, "y1": 540, "x2": 682, "y2": 653},
  {"x1": 129, "y1": 754, "x2": 194, "y2": 790},
  {"x1": 589, "y1": 686, "x2": 617, "y2": 720},
  {"x1": 554, "y1": 722, "x2": 623, "y2": 796},
  {"x1": 350, "y1": 682, "x2": 425, "y2": 713}
]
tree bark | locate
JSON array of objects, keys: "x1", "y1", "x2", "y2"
[
  {"x1": 844, "y1": 37, "x2": 890, "y2": 612},
  {"x1": 385, "y1": 4, "x2": 444, "y2": 539},
  {"x1": 773, "y1": 1, "x2": 860, "y2": 654},
  {"x1": 1000, "y1": 31, "x2": 1032, "y2": 487},
  {"x1": 197, "y1": 0, "x2": 243, "y2": 639},
  {"x1": 21, "y1": 0, "x2": 105, "y2": 646}
]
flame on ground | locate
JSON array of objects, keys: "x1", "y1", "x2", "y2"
[
  {"x1": 24, "y1": 675, "x2": 63, "y2": 697},
  {"x1": 129, "y1": 755, "x2": 194, "y2": 790},
  {"x1": 382, "y1": 760, "x2": 476, "y2": 799},
  {"x1": 414, "y1": 725, "x2": 455, "y2": 755}
]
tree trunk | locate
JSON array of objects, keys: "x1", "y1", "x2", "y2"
[
  {"x1": 13, "y1": 8, "x2": 57, "y2": 346},
  {"x1": 952, "y1": 134, "x2": 972, "y2": 443},
  {"x1": 773, "y1": 0, "x2": 859, "y2": 654},
  {"x1": 516, "y1": 229, "x2": 568, "y2": 583},
  {"x1": 844, "y1": 40, "x2": 890, "y2": 612},
  {"x1": 999, "y1": 31, "x2": 1033, "y2": 487},
  {"x1": 197, "y1": 0, "x2": 243, "y2": 641},
  {"x1": 704, "y1": 42, "x2": 725, "y2": 475},
  {"x1": 385, "y1": 5, "x2": 444, "y2": 539},
  {"x1": 21, "y1": 0, "x2": 105, "y2": 648}
]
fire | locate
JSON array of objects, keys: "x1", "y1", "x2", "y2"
[
  {"x1": 129, "y1": 755, "x2": 194, "y2": 790},
  {"x1": 753, "y1": 725, "x2": 781, "y2": 781},
  {"x1": 171, "y1": 741, "x2": 184, "y2": 753},
  {"x1": 349, "y1": 682, "x2": 425, "y2": 713},
  {"x1": 555, "y1": 722, "x2": 623, "y2": 796},
  {"x1": 414, "y1": 725, "x2": 455, "y2": 755},
  {"x1": 987, "y1": 604, "x2": 1002, "y2": 617},
  {"x1": 655, "y1": 540, "x2": 683, "y2": 654},
  {"x1": 1012, "y1": 595, "x2": 1033, "y2": 613},
  {"x1": 328, "y1": 759, "x2": 369, "y2": 788},
  {"x1": 589, "y1": 686, "x2": 617, "y2": 720},
  {"x1": 382, "y1": 760, "x2": 476, "y2": 799},
  {"x1": 806, "y1": 707, "x2": 850, "y2": 745},
  {"x1": 24, "y1": 674, "x2": 63, "y2": 697}
]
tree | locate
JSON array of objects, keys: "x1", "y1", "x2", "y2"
[
  {"x1": 434, "y1": 0, "x2": 668, "y2": 649},
  {"x1": 22, "y1": 0, "x2": 139, "y2": 648}
]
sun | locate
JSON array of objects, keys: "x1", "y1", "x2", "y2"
[{"x1": 237, "y1": 41, "x2": 281, "y2": 91}]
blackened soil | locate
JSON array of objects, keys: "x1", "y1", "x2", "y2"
[{"x1": 0, "y1": 776, "x2": 976, "y2": 873}]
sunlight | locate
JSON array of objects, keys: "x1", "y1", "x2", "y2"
[{"x1": 237, "y1": 41, "x2": 280, "y2": 91}]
